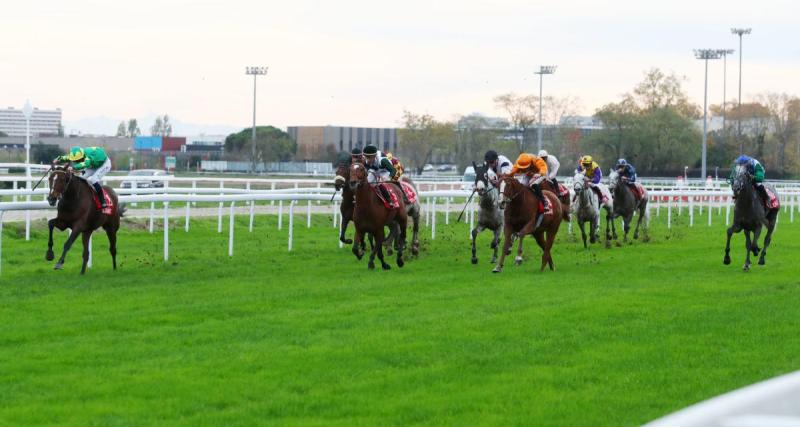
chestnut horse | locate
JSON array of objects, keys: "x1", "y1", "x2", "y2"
[
  {"x1": 348, "y1": 163, "x2": 408, "y2": 270},
  {"x1": 45, "y1": 166, "x2": 125, "y2": 274},
  {"x1": 493, "y1": 176, "x2": 563, "y2": 273}
]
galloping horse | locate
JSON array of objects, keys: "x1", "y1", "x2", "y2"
[
  {"x1": 348, "y1": 162, "x2": 407, "y2": 270},
  {"x1": 724, "y1": 165, "x2": 779, "y2": 271},
  {"x1": 494, "y1": 176, "x2": 563, "y2": 273},
  {"x1": 334, "y1": 160, "x2": 357, "y2": 245},
  {"x1": 45, "y1": 165, "x2": 124, "y2": 274},
  {"x1": 470, "y1": 163, "x2": 505, "y2": 265},
  {"x1": 572, "y1": 171, "x2": 601, "y2": 248},
  {"x1": 608, "y1": 170, "x2": 648, "y2": 242}
]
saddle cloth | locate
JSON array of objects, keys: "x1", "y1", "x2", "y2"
[
  {"x1": 628, "y1": 182, "x2": 647, "y2": 202},
  {"x1": 92, "y1": 188, "x2": 115, "y2": 215},
  {"x1": 400, "y1": 181, "x2": 417, "y2": 204},
  {"x1": 557, "y1": 183, "x2": 570, "y2": 198},
  {"x1": 764, "y1": 186, "x2": 780, "y2": 210},
  {"x1": 371, "y1": 183, "x2": 400, "y2": 209}
]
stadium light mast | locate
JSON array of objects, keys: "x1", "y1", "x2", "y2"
[
  {"x1": 731, "y1": 28, "x2": 751, "y2": 151},
  {"x1": 716, "y1": 49, "x2": 735, "y2": 130},
  {"x1": 245, "y1": 66, "x2": 268, "y2": 174},
  {"x1": 695, "y1": 49, "x2": 722, "y2": 181},
  {"x1": 534, "y1": 65, "x2": 557, "y2": 152}
]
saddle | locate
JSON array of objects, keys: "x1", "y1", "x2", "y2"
[
  {"x1": 91, "y1": 185, "x2": 115, "y2": 215},
  {"x1": 556, "y1": 183, "x2": 570, "y2": 198},
  {"x1": 399, "y1": 181, "x2": 417, "y2": 204},
  {"x1": 371, "y1": 183, "x2": 400, "y2": 209},
  {"x1": 763, "y1": 186, "x2": 780, "y2": 210}
]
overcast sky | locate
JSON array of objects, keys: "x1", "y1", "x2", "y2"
[{"x1": 2, "y1": 0, "x2": 798, "y2": 133}]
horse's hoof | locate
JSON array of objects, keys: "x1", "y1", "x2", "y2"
[
  {"x1": 368, "y1": 261, "x2": 375, "y2": 270},
  {"x1": 752, "y1": 248, "x2": 760, "y2": 256},
  {"x1": 54, "y1": 262, "x2": 63, "y2": 270},
  {"x1": 743, "y1": 264, "x2": 750, "y2": 272},
  {"x1": 490, "y1": 257, "x2": 497, "y2": 264},
  {"x1": 411, "y1": 247, "x2": 419, "y2": 256},
  {"x1": 397, "y1": 258, "x2": 404, "y2": 268},
  {"x1": 382, "y1": 263, "x2": 391, "y2": 270},
  {"x1": 386, "y1": 248, "x2": 394, "y2": 256},
  {"x1": 723, "y1": 255, "x2": 731, "y2": 265},
  {"x1": 471, "y1": 257, "x2": 478, "y2": 265},
  {"x1": 342, "y1": 238, "x2": 353, "y2": 244},
  {"x1": 492, "y1": 267, "x2": 502, "y2": 273},
  {"x1": 45, "y1": 251, "x2": 54, "y2": 261},
  {"x1": 514, "y1": 257, "x2": 523, "y2": 266},
  {"x1": 758, "y1": 258, "x2": 765, "y2": 266}
]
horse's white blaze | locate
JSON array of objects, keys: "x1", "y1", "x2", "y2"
[{"x1": 499, "y1": 180, "x2": 507, "y2": 202}]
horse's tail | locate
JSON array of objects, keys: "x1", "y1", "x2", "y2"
[{"x1": 118, "y1": 202, "x2": 127, "y2": 218}]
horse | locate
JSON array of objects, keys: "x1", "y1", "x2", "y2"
[
  {"x1": 470, "y1": 163, "x2": 505, "y2": 265},
  {"x1": 334, "y1": 160, "x2": 358, "y2": 245},
  {"x1": 493, "y1": 176, "x2": 563, "y2": 273},
  {"x1": 383, "y1": 176, "x2": 421, "y2": 257},
  {"x1": 723, "y1": 165, "x2": 779, "y2": 271},
  {"x1": 45, "y1": 165, "x2": 124, "y2": 274},
  {"x1": 608, "y1": 170, "x2": 648, "y2": 242},
  {"x1": 348, "y1": 162, "x2": 407, "y2": 270},
  {"x1": 572, "y1": 171, "x2": 601, "y2": 248}
]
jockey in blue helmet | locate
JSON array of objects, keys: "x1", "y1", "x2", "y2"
[
  {"x1": 615, "y1": 158, "x2": 637, "y2": 183},
  {"x1": 731, "y1": 155, "x2": 768, "y2": 204}
]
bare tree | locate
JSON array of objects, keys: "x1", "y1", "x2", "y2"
[
  {"x1": 760, "y1": 93, "x2": 800, "y2": 177},
  {"x1": 494, "y1": 93, "x2": 536, "y2": 153},
  {"x1": 398, "y1": 111, "x2": 454, "y2": 174}
]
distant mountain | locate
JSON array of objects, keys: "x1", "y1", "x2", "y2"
[{"x1": 63, "y1": 115, "x2": 240, "y2": 137}]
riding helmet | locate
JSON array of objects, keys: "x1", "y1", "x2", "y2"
[
  {"x1": 68, "y1": 147, "x2": 85, "y2": 161},
  {"x1": 484, "y1": 150, "x2": 498, "y2": 162},
  {"x1": 735, "y1": 155, "x2": 751, "y2": 165},
  {"x1": 538, "y1": 150, "x2": 548, "y2": 158},
  {"x1": 350, "y1": 147, "x2": 362, "y2": 156},
  {"x1": 616, "y1": 158, "x2": 627, "y2": 167},
  {"x1": 581, "y1": 155, "x2": 593, "y2": 165},
  {"x1": 363, "y1": 145, "x2": 378, "y2": 156}
]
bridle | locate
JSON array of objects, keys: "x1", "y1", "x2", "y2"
[{"x1": 48, "y1": 168, "x2": 73, "y2": 205}]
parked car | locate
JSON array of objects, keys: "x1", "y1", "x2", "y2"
[
  {"x1": 422, "y1": 164, "x2": 435, "y2": 172},
  {"x1": 437, "y1": 164, "x2": 456, "y2": 172},
  {"x1": 461, "y1": 166, "x2": 476, "y2": 191},
  {"x1": 120, "y1": 169, "x2": 168, "y2": 189}
]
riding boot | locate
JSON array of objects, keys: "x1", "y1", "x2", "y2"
[
  {"x1": 379, "y1": 184, "x2": 392, "y2": 205},
  {"x1": 93, "y1": 182, "x2": 107, "y2": 208},
  {"x1": 392, "y1": 181, "x2": 409, "y2": 204}
]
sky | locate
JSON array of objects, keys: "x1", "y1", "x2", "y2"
[{"x1": 1, "y1": 0, "x2": 798, "y2": 135}]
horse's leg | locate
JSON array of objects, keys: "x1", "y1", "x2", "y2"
[
  {"x1": 610, "y1": 210, "x2": 618, "y2": 240},
  {"x1": 352, "y1": 229, "x2": 364, "y2": 260},
  {"x1": 533, "y1": 231, "x2": 548, "y2": 272},
  {"x1": 372, "y1": 227, "x2": 390, "y2": 270},
  {"x1": 46, "y1": 218, "x2": 57, "y2": 261},
  {"x1": 339, "y1": 209, "x2": 353, "y2": 244},
  {"x1": 633, "y1": 206, "x2": 645, "y2": 239},
  {"x1": 750, "y1": 225, "x2": 762, "y2": 256},
  {"x1": 623, "y1": 214, "x2": 633, "y2": 242},
  {"x1": 543, "y1": 229, "x2": 558, "y2": 271},
  {"x1": 490, "y1": 227, "x2": 500, "y2": 264},
  {"x1": 396, "y1": 215, "x2": 407, "y2": 268},
  {"x1": 590, "y1": 215, "x2": 599, "y2": 244},
  {"x1": 578, "y1": 219, "x2": 587, "y2": 248},
  {"x1": 55, "y1": 227, "x2": 81, "y2": 270},
  {"x1": 80, "y1": 231, "x2": 92, "y2": 275},
  {"x1": 411, "y1": 206, "x2": 420, "y2": 256},
  {"x1": 514, "y1": 235, "x2": 525, "y2": 266},
  {"x1": 493, "y1": 225, "x2": 514, "y2": 273},
  {"x1": 723, "y1": 223, "x2": 739, "y2": 265},
  {"x1": 471, "y1": 224, "x2": 484, "y2": 264},
  {"x1": 743, "y1": 229, "x2": 752, "y2": 271},
  {"x1": 384, "y1": 222, "x2": 396, "y2": 256},
  {"x1": 758, "y1": 217, "x2": 776, "y2": 266}
]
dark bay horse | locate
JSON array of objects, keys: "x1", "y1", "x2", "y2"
[
  {"x1": 724, "y1": 165, "x2": 779, "y2": 271},
  {"x1": 348, "y1": 163, "x2": 407, "y2": 270},
  {"x1": 334, "y1": 160, "x2": 357, "y2": 245},
  {"x1": 494, "y1": 176, "x2": 563, "y2": 273},
  {"x1": 46, "y1": 166, "x2": 124, "y2": 274},
  {"x1": 608, "y1": 171, "x2": 648, "y2": 242}
]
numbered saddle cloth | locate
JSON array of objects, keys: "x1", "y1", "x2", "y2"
[
  {"x1": 763, "y1": 186, "x2": 780, "y2": 210},
  {"x1": 629, "y1": 182, "x2": 647, "y2": 202},
  {"x1": 399, "y1": 181, "x2": 417, "y2": 204},
  {"x1": 371, "y1": 183, "x2": 400, "y2": 209},
  {"x1": 92, "y1": 188, "x2": 115, "y2": 215},
  {"x1": 556, "y1": 183, "x2": 570, "y2": 198}
]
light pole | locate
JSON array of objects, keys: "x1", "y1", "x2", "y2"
[
  {"x1": 534, "y1": 65, "x2": 556, "y2": 152},
  {"x1": 694, "y1": 49, "x2": 722, "y2": 180},
  {"x1": 245, "y1": 66, "x2": 268, "y2": 174},
  {"x1": 716, "y1": 49, "x2": 735, "y2": 130},
  {"x1": 731, "y1": 28, "x2": 751, "y2": 151},
  {"x1": 21, "y1": 100, "x2": 33, "y2": 241}
]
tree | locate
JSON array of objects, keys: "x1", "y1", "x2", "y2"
[
  {"x1": 761, "y1": 93, "x2": 800, "y2": 177},
  {"x1": 32, "y1": 142, "x2": 62, "y2": 164},
  {"x1": 116, "y1": 121, "x2": 127, "y2": 137},
  {"x1": 127, "y1": 119, "x2": 141, "y2": 137},
  {"x1": 162, "y1": 115, "x2": 173, "y2": 137},
  {"x1": 150, "y1": 116, "x2": 163, "y2": 136},
  {"x1": 632, "y1": 68, "x2": 699, "y2": 118},
  {"x1": 494, "y1": 93, "x2": 536, "y2": 153},
  {"x1": 224, "y1": 126, "x2": 296, "y2": 164},
  {"x1": 397, "y1": 111, "x2": 455, "y2": 174}
]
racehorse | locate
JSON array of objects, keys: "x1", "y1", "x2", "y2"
[
  {"x1": 608, "y1": 170, "x2": 648, "y2": 242},
  {"x1": 493, "y1": 176, "x2": 563, "y2": 273},
  {"x1": 334, "y1": 160, "x2": 357, "y2": 245},
  {"x1": 470, "y1": 163, "x2": 505, "y2": 265},
  {"x1": 383, "y1": 176, "x2": 421, "y2": 257},
  {"x1": 572, "y1": 171, "x2": 601, "y2": 248},
  {"x1": 723, "y1": 165, "x2": 779, "y2": 271},
  {"x1": 45, "y1": 165, "x2": 124, "y2": 274},
  {"x1": 348, "y1": 162, "x2": 407, "y2": 270}
]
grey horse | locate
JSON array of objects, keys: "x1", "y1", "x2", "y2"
[
  {"x1": 572, "y1": 171, "x2": 601, "y2": 248},
  {"x1": 723, "y1": 165, "x2": 779, "y2": 271},
  {"x1": 608, "y1": 170, "x2": 648, "y2": 241},
  {"x1": 470, "y1": 164, "x2": 504, "y2": 264}
]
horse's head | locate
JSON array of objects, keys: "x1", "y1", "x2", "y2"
[
  {"x1": 608, "y1": 170, "x2": 620, "y2": 191},
  {"x1": 334, "y1": 161, "x2": 350, "y2": 191},
  {"x1": 498, "y1": 175, "x2": 519, "y2": 210},
  {"x1": 47, "y1": 165, "x2": 73, "y2": 206},
  {"x1": 730, "y1": 164, "x2": 752, "y2": 196},
  {"x1": 573, "y1": 172, "x2": 587, "y2": 193},
  {"x1": 473, "y1": 162, "x2": 490, "y2": 195},
  {"x1": 348, "y1": 162, "x2": 367, "y2": 191}
]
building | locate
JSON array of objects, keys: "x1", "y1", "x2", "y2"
[
  {"x1": 0, "y1": 107, "x2": 62, "y2": 137},
  {"x1": 287, "y1": 126, "x2": 400, "y2": 161},
  {"x1": 0, "y1": 136, "x2": 132, "y2": 152}
]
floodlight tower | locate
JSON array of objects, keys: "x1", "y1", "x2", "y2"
[
  {"x1": 695, "y1": 49, "x2": 722, "y2": 180},
  {"x1": 245, "y1": 66, "x2": 268, "y2": 174},
  {"x1": 731, "y1": 28, "x2": 751, "y2": 150},
  {"x1": 534, "y1": 65, "x2": 557, "y2": 152},
  {"x1": 716, "y1": 49, "x2": 735, "y2": 130}
]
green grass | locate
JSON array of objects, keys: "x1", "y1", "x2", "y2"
[{"x1": 1, "y1": 207, "x2": 799, "y2": 426}]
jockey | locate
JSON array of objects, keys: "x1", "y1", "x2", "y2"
[
  {"x1": 350, "y1": 147, "x2": 363, "y2": 163},
  {"x1": 484, "y1": 150, "x2": 513, "y2": 177},
  {"x1": 363, "y1": 144, "x2": 406, "y2": 203},
  {"x1": 53, "y1": 146, "x2": 111, "y2": 208},
  {"x1": 385, "y1": 151, "x2": 405, "y2": 180},
  {"x1": 731, "y1": 155, "x2": 768, "y2": 204},
  {"x1": 538, "y1": 149, "x2": 561, "y2": 188},
  {"x1": 510, "y1": 153, "x2": 550, "y2": 223},
  {"x1": 575, "y1": 155, "x2": 604, "y2": 202},
  {"x1": 615, "y1": 158, "x2": 637, "y2": 183}
]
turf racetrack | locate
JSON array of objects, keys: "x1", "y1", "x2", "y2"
[{"x1": 1, "y1": 209, "x2": 799, "y2": 426}]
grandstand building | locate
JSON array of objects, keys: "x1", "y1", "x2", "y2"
[{"x1": 0, "y1": 107, "x2": 62, "y2": 137}]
